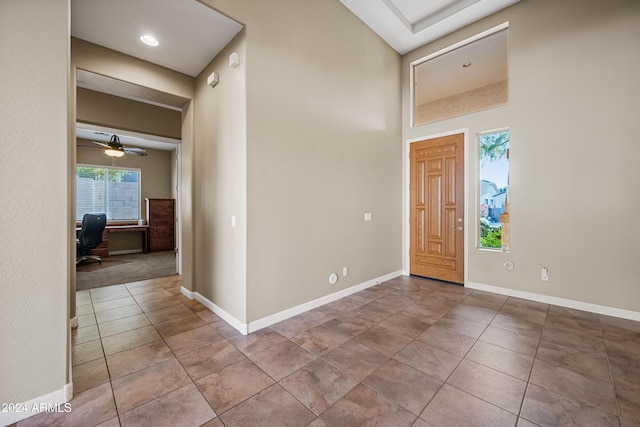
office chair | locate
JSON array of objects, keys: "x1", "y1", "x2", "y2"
[{"x1": 76, "y1": 213, "x2": 107, "y2": 265}]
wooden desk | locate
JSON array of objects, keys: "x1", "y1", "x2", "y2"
[
  {"x1": 106, "y1": 225, "x2": 149, "y2": 254},
  {"x1": 77, "y1": 224, "x2": 149, "y2": 257}
]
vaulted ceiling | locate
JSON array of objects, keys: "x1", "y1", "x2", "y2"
[
  {"x1": 71, "y1": 0, "x2": 519, "y2": 149},
  {"x1": 71, "y1": 0, "x2": 520, "y2": 78}
]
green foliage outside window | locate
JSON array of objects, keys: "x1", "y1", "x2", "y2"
[
  {"x1": 480, "y1": 218, "x2": 502, "y2": 248},
  {"x1": 76, "y1": 166, "x2": 138, "y2": 182},
  {"x1": 480, "y1": 132, "x2": 509, "y2": 164}
]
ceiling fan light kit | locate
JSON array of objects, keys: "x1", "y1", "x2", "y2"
[{"x1": 105, "y1": 149, "x2": 125, "y2": 157}]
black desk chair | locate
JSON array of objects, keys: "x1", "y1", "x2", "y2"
[{"x1": 76, "y1": 213, "x2": 107, "y2": 265}]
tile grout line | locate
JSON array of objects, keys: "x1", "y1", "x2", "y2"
[
  {"x1": 601, "y1": 326, "x2": 624, "y2": 426},
  {"x1": 89, "y1": 286, "x2": 124, "y2": 427},
  {"x1": 513, "y1": 301, "x2": 549, "y2": 425}
]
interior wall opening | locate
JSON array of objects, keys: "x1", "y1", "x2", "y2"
[{"x1": 72, "y1": 69, "x2": 190, "y2": 295}]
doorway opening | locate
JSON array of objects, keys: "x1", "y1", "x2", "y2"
[
  {"x1": 73, "y1": 69, "x2": 189, "y2": 289},
  {"x1": 74, "y1": 123, "x2": 181, "y2": 290}
]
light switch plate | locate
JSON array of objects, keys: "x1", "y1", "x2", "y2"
[{"x1": 364, "y1": 212, "x2": 372, "y2": 221}]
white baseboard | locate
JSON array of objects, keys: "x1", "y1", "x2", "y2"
[
  {"x1": 181, "y1": 270, "x2": 403, "y2": 336},
  {"x1": 194, "y1": 294, "x2": 248, "y2": 335},
  {"x1": 467, "y1": 281, "x2": 640, "y2": 322},
  {"x1": 180, "y1": 286, "x2": 195, "y2": 300},
  {"x1": 0, "y1": 382, "x2": 72, "y2": 426},
  {"x1": 180, "y1": 285, "x2": 247, "y2": 334},
  {"x1": 247, "y1": 270, "x2": 404, "y2": 333}
]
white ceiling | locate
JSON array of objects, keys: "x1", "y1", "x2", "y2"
[
  {"x1": 71, "y1": 0, "x2": 519, "y2": 150},
  {"x1": 71, "y1": 0, "x2": 243, "y2": 77},
  {"x1": 414, "y1": 27, "x2": 508, "y2": 105},
  {"x1": 339, "y1": 0, "x2": 519, "y2": 54}
]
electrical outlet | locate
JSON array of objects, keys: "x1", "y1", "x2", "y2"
[
  {"x1": 329, "y1": 273, "x2": 338, "y2": 285},
  {"x1": 541, "y1": 268, "x2": 549, "y2": 281},
  {"x1": 342, "y1": 267, "x2": 348, "y2": 276}
]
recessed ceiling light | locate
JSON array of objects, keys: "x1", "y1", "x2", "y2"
[
  {"x1": 462, "y1": 62, "x2": 472, "y2": 68},
  {"x1": 140, "y1": 34, "x2": 159, "y2": 47}
]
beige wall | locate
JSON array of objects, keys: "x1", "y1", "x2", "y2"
[
  {"x1": 402, "y1": 0, "x2": 640, "y2": 312},
  {"x1": 193, "y1": 30, "x2": 248, "y2": 321},
  {"x1": 76, "y1": 88, "x2": 182, "y2": 139},
  {"x1": 0, "y1": 0, "x2": 70, "y2": 406},
  {"x1": 72, "y1": 38, "x2": 194, "y2": 100},
  {"x1": 76, "y1": 139, "x2": 173, "y2": 252},
  {"x1": 201, "y1": 0, "x2": 402, "y2": 323}
]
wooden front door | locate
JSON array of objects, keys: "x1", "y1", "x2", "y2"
[{"x1": 410, "y1": 133, "x2": 464, "y2": 284}]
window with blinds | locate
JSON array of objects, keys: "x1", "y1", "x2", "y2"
[{"x1": 76, "y1": 165, "x2": 141, "y2": 221}]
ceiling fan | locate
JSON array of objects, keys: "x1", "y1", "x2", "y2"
[{"x1": 92, "y1": 135, "x2": 147, "y2": 157}]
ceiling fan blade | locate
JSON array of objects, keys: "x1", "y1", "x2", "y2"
[
  {"x1": 124, "y1": 148, "x2": 147, "y2": 156},
  {"x1": 92, "y1": 140, "x2": 111, "y2": 148}
]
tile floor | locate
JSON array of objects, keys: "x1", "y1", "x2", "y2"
[{"x1": 14, "y1": 275, "x2": 640, "y2": 426}]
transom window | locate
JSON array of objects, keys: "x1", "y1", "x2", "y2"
[{"x1": 76, "y1": 165, "x2": 141, "y2": 221}]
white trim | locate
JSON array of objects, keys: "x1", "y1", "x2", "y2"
[
  {"x1": 175, "y1": 144, "x2": 182, "y2": 276},
  {"x1": 181, "y1": 271, "x2": 403, "y2": 336},
  {"x1": 194, "y1": 294, "x2": 249, "y2": 335},
  {"x1": 70, "y1": 316, "x2": 78, "y2": 329},
  {"x1": 410, "y1": 22, "x2": 509, "y2": 67},
  {"x1": 0, "y1": 383, "x2": 73, "y2": 426},
  {"x1": 467, "y1": 281, "x2": 640, "y2": 322},
  {"x1": 180, "y1": 285, "x2": 248, "y2": 334},
  {"x1": 247, "y1": 270, "x2": 404, "y2": 333},
  {"x1": 180, "y1": 286, "x2": 195, "y2": 300},
  {"x1": 403, "y1": 129, "x2": 469, "y2": 286}
]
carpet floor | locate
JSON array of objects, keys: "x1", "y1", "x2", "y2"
[{"x1": 76, "y1": 250, "x2": 177, "y2": 290}]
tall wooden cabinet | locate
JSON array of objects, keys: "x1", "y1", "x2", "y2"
[{"x1": 145, "y1": 198, "x2": 175, "y2": 252}]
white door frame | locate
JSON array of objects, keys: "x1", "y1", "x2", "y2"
[{"x1": 175, "y1": 144, "x2": 182, "y2": 275}]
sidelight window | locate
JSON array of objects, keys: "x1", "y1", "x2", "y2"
[{"x1": 479, "y1": 130, "x2": 510, "y2": 250}]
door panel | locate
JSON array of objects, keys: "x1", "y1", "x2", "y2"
[{"x1": 410, "y1": 133, "x2": 464, "y2": 284}]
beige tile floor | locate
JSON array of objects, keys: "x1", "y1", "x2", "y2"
[{"x1": 14, "y1": 275, "x2": 640, "y2": 426}]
